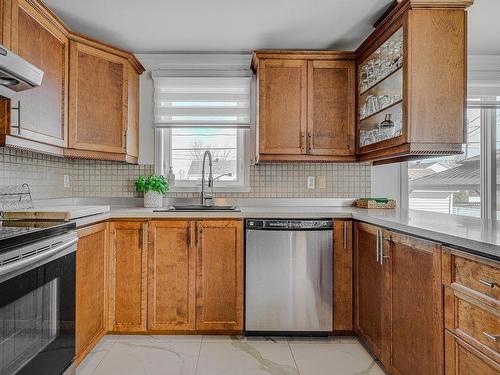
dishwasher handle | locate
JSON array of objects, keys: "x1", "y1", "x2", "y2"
[{"x1": 246, "y1": 219, "x2": 333, "y2": 231}]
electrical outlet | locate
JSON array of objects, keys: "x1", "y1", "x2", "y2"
[
  {"x1": 307, "y1": 176, "x2": 315, "y2": 189},
  {"x1": 63, "y1": 174, "x2": 70, "y2": 188},
  {"x1": 316, "y1": 176, "x2": 326, "y2": 189}
]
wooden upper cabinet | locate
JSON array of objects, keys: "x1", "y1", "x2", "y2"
[
  {"x1": 253, "y1": 51, "x2": 356, "y2": 162},
  {"x1": 109, "y1": 221, "x2": 148, "y2": 332},
  {"x1": 0, "y1": 0, "x2": 68, "y2": 153},
  {"x1": 258, "y1": 59, "x2": 307, "y2": 156},
  {"x1": 356, "y1": 1, "x2": 471, "y2": 163},
  {"x1": 65, "y1": 39, "x2": 143, "y2": 163},
  {"x1": 76, "y1": 223, "x2": 108, "y2": 364},
  {"x1": 385, "y1": 231, "x2": 443, "y2": 375},
  {"x1": 354, "y1": 222, "x2": 385, "y2": 360},
  {"x1": 68, "y1": 41, "x2": 127, "y2": 154},
  {"x1": 196, "y1": 220, "x2": 244, "y2": 332},
  {"x1": 147, "y1": 220, "x2": 196, "y2": 331},
  {"x1": 0, "y1": 0, "x2": 143, "y2": 161},
  {"x1": 308, "y1": 60, "x2": 355, "y2": 156}
]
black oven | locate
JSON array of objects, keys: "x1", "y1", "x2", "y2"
[{"x1": 0, "y1": 230, "x2": 77, "y2": 375}]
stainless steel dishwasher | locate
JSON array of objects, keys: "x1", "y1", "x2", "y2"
[{"x1": 245, "y1": 219, "x2": 333, "y2": 335}]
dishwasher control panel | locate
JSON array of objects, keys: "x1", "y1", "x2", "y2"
[{"x1": 246, "y1": 219, "x2": 333, "y2": 230}]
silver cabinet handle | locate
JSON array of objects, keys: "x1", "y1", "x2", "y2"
[
  {"x1": 483, "y1": 332, "x2": 500, "y2": 341},
  {"x1": 376, "y1": 229, "x2": 380, "y2": 263},
  {"x1": 343, "y1": 222, "x2": 348, "y2": 249},
  {"x1": 379, "y1": 232, "x2": 389, "y2": 265},
  {"x1": 479, "y1": 279, "x2": 498, "y2": 289}
]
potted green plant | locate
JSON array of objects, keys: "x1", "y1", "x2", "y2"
[{"x1": 135, "y1": 175, "x2": 169, "y2": 208}]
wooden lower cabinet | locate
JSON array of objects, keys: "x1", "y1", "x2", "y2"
[
  {"x1": 355, "y1": 222, "x2": 444, "y2": 374},
  {"x1": 108, "y1": 221, "x2": 148, "y2": 332},
  {"x1": 384, "y1": 231, "x2": 443, "y2": 375},
  {"x1": 75, "y1": 223, "x2": 108, "y2": 364},
  {"x1": 445, "y1": 332, "x2": 500, "y2": 375},
  {"x1": 354, "y1": 222, "x2": 385, "y2": 359},
  {"x1": 109, "y1": 219, "x2": 243, "y2": 333},
  {"x1": 196, "y1": 220, "x2": 244, "y2": 331},
  {"x1": 442, "y1": 247, "x2": 500, "y2": 369},
  {"x1": 147, "y1": 220, "x2": 196, "y2": 331},
  {"x1": 333, "y1": 220, "x2": 353, "y2": 332}
]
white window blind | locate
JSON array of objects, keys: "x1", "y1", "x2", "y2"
[{"x1": 153, "y1": 75, "x2": 252, "y2": 128}]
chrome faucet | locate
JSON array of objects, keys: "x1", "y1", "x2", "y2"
[{"x1": 200, "y1": 150, "x2": 214, "y2": 205}]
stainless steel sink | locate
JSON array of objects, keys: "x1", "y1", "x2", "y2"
[{"x1": 154, "y1": 205, "x2": 240, "y2": 212}]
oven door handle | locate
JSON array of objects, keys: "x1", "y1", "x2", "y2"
[{"x1": 0, "y1": 237, "x2": 78, "y2": 277}]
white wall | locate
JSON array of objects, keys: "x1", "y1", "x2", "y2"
[
  {"x1": 371, "y1": 163, "x2": 403, "y2": 203},
  {"x1": 138, "y1": 73, "x2": 155, "y2": 164}
]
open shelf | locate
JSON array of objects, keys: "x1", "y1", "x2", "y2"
[
  {"x1": 360, "y1": 98, "x2": 402, "y2": 121},
  {"x1": 359, "y1": 64, "x2": 402, "y2": 96},
  {"x1": 359, "y1": 101, "x2": 402, "y2": 129}
]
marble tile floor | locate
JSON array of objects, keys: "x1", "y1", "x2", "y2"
[{"x1": 77, "y1": 335, "x2": 386, "y2": 375}]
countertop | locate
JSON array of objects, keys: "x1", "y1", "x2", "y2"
[{"x1": 67, "y1": 204, "x2": 500, "y2": 261}]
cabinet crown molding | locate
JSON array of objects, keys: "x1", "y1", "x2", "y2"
[
  {"x1": 406, "y1": 0, "x2": 474, "y2": 8},
  {"x1": 251, "y1": 50, "x2": 356, "y2": 72}
]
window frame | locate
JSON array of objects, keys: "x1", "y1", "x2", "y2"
[
  {"x1": 403, "y1": 96, "x2": 499, "y2": 219},
  {"x1": 155, "y1": 127, "x2": 250, "y2": 192}
]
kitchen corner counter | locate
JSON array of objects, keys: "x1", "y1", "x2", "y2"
[
  {"x1": 67, "y1": 204, "x2": 500, "y2": 261},
  {"x1": 350, "y1": 209, "x2": 500, "y2": 261}
]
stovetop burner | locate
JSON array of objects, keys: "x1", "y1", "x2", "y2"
[{"x1": 0, "y1": 220, "x2": 76, "y2": 252}]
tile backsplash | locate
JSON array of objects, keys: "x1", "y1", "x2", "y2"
[
  {"x1": 0, "y1": 147, "x2": 371, "y2": 200},
  {"x1": 0, "y1": 148, "x2": 73, "y2": 199}
]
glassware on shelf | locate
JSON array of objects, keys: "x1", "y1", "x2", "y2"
[
  {"x1": 359, "y1": 94, "x2": 402, "y2": 119},
  {"x1": 359, "y1": 113, "x2": 402, "y2": 147},
  {"x1": 359, "y1": 29, "x2": 403, "y2": 93},
  {"x1": 380, "y1": 114, "x2": 394, "y2": 128}
]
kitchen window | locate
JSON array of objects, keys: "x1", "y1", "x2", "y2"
[
  {"x1": 153, "y1": 73, "x2": 252, "y2": 191},
  {"x1": 407, "y1": 96, "x2": 500, "y2": 218}
]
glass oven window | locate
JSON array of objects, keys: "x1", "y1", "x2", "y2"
[{"x1": 0, "y1": 252, "x2": 75, "y2": 375}]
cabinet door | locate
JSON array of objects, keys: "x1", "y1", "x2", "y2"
[
  {"x1": 307, "y1": 60, "x2": 355, "y2": 156},
  {"x1": 258, "y1": 59, "x2": 307, "y2": 155},
  {"x1": 445, "y1": 332, "x2": 500, "y2": 375},
  {"x1": 354, "y1": 222, "x2": 384, "y2": 359},
  {"x1": 109, "y1": 222, "x2": 147, "y2": 332},
  {"x1": 148, "y1": 220, "x2": 196, "y2": 331},
  {"x1": 69, "y1": 41, "x2": 127, "y2": 154},
  {"x1": 76, "y1": 223, "x2": 108, "y2": 364},
  {"x1": 385, "y1": 232, "x2": 443, "y2": 375},
  {"x1": 333, "y1": 220, "x2": 353, "y2": 331},
  {"x1": 196, "y1": 220, "x2": 243, "y2": 331},
  {"x1": 6, "y1": 0, "x2": 68, "y2": 148}
]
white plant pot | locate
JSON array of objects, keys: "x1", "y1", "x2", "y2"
[{"x1": 144, "y1": 191, "x2": 163, "y2": 208}]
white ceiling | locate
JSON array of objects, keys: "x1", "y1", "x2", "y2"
[{"x1": 43, "y1": 0, "x2": 499, "y2": 55}]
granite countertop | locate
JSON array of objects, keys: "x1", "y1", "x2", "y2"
[{"x1": 69, "y1": 205, "x2": 500, "y2": 261}]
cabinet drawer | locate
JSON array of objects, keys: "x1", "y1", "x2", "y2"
[
  {"x1": 445, "y1": 331, "x2": 500, "y2": 375},
  {"x1": 445, "y1": 290, "x2": 500, "y2": 362},
  {"x1": 454, "y1": 255, "x2": 499, "y2": 301},
  {"x1": 444, "y1": 247, "x2": 499, "y2": 301},
  {"x1": 446, "y1": 296, "x2": 500, "y2": 359}
]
